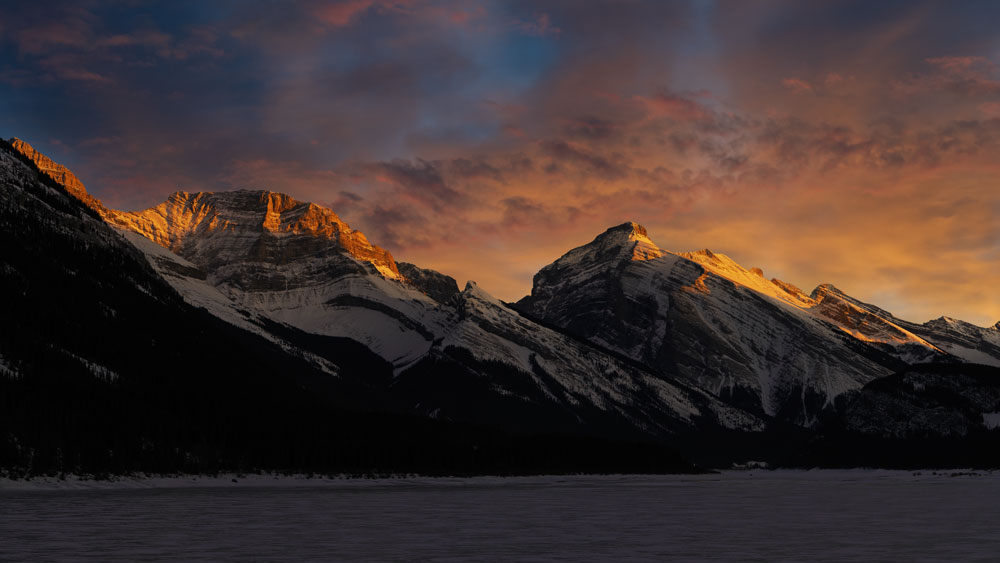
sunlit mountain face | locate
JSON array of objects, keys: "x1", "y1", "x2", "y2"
[{"x1": 3, "y1": 1, "x2": 999, "y2": 327}]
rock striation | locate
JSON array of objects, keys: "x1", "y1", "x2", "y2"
[{"x1": 108, "y1": 190, "x2": 402, "y2": 284}]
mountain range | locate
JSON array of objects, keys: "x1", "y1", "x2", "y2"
[{"x1": 2, "y1": 137, "x2": 999, "y2": 476}]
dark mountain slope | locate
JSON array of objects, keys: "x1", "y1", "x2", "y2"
[{"x1": 792, "y1": 363, "x2": 1000, "y2": 468}]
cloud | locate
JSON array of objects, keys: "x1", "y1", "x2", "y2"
[
  {"x1": 978, "y1": 101, "x2": 1000, "y2": 117},
  {"x1": 636, "y1": 93, "x2": 712, "y2": 122},
  {"x1": 314, "y1": 0, "x2": 381, "y2": 26},
  {"x1": 893, "y1": 56, "x2": 1000, "y2": 98},
  {"x1": 511, "y1": 13, "x2": 560, "y2": 37},
  {"x1": 372, "y1": 158, "x2": 465, "y2": 210},
  {"x1": 539, "y1": 139, "x2": 628, "y2": 180},
  {"x1": 781, "y1": 78, "x2": 814, "y2": 95}
]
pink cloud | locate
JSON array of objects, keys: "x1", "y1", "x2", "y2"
[
  {"x1": 781, "y1": 77, "x2": 814, "y2": 95},
  {"x1": 314, "y1": 0, "x2": 377, "y2": 26},
  {"x1": 313, "y1": 0, "x2": 425, "y2": 28},
  {"x1": 823, "y1": 73, "x2": 845, "y2": 87},
  {"x1": 978, "y1": 101, "x2": 1000, "y2": 116}
]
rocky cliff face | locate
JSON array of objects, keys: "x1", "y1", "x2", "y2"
[
  {"x1": 108, "y1": 190, "x2": 402, "y2": 284},
  {"x1": 398, "y1": 262, "x2": 460, "y2": 304},
  {"x1": 103, "y1": 189, "x2": 447, "y2": 367}
]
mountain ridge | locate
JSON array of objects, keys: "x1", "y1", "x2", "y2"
[
  {"x1": 5, "y1": 136, "x2": 1000, "y2": 472},
  {"x1": 7, "y1": 137, "x2": 999, "y2": 430},
  {"x1": 12, "y1": 134, "x2": 996, "y2": 335}
]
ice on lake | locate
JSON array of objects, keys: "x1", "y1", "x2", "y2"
[{"x1": 3, "y1": 470, "x2": 1000, "y2": 562}]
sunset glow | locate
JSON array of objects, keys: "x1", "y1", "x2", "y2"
[{"x1": 3, "y1": 1, "x2": 998, "y2": 325}]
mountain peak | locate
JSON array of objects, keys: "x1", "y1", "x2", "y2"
[
  {"x1": 591, "y1": 221, "x2": 664, "y2": 262},
  {"x1": 606, "y1": 221, "x2": 648, "y2": 237}
]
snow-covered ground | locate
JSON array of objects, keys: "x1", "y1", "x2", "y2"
[{"x1": 4, "y1": 471, "x2": 1000, "y2": 562}]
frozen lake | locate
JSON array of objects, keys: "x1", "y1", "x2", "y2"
[{"x1": 3, "y1": 470, "x2": 999, "y2": 562}]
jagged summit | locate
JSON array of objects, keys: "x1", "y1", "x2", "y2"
[
  {"x1": 109, "y1": 189, "x2": 402, "y2": 280},
  {"x1": 572, "y1": 221, "x2": 665, "y2": 264},
  {"x1": 605, "y1": 221, "x2": 648, "y2": 237},
  {"x1": 810, "y1": 283, "x2": 846, "y2": 299}
]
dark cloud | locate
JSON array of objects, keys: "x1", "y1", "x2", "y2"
[
  {"x1": 448, "y1": 158, "x2": 504, "y2": 182},
  {"x1": 562, "y1": 116, "x2": 619, "y2": 140},
  {"x1": 539, "y1": 139, "x2": 628, "y2": 180},
  {"x1": 373, "y1": 159, "x2": 465, "y2": 210}
]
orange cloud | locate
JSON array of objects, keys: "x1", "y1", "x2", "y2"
[{"x1": 636, "y1": 93, "x2": 711, "y2": 121}]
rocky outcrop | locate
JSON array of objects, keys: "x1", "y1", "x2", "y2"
[{"x1": 398, "y1": 262, "x2": 460, "y2": 304}]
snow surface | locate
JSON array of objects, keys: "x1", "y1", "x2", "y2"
[{"x1": 4, "y1": 471, "x2": 1000, "y2": 563}]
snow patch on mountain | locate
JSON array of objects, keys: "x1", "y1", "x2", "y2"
[
  {"x1": 0, "y1": 354, "x2": 19, "y2": 380},
  {"x1": 57, "y1": 348, "x2": 119, "y2": 383}
]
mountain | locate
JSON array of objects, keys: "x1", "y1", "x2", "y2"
[
  {"x1": 5, "y1": 136, "x2": 998, "y2": 473},
  {"x1": 515, "y1": 222, "x2": 1000, "y2": 425},
  {"x1": 1, "y1": 139, "x2": 767, "y2": 475},
  {"x1": 103, "y1": 189, "x2": 763, "y2": 441}
]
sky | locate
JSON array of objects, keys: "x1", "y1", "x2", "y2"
[{"x1": 2, "y1": 0, "x2": 999, "y2": 325}]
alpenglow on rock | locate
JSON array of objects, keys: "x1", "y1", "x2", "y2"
[{"x1": 108, "y1": 190, "x2": 402, "y2": 285}]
